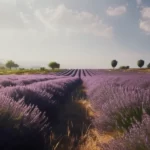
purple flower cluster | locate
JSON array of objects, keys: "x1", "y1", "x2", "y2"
[
  {"x1": 57, "y1": 69, "x2": 129, "y2": 78},
  {"x1": 83, "y1": 73, "x2": 150, "y2": 132},
  {"x1": 103, "y1": 114, "x2": 150, "y2": 150},
  {"x1": 0, "y1": 70, "x2": 149, "y2": 149},
  {"x1": 0, "y1": 94, "x2": 49, "y2": 150},
  {"x1": 0, "y1": 74, "x2": 67, "y2": 88},
  {"x1": 0, "y1": 77, "x2": 81, "y2": 121},
  {"x1": 81, "y1": 72, "x2": 150, "y2": 149},
  {"x1": 57, "y1": 69, "x2": 104, "y2": 78},
  {"x1": 0, "y1": 74, "x2": 81, "y2": 150}
]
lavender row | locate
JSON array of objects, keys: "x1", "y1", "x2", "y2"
[
  {"x1": 0, "y1": 74, "x2": 66, "y2": 88},
  {"x1": 84, "y1": 74, "x2": 150, "y2": 91},
  {"x1": 0, "y1": 95, "x2": 49, "y2": 150},
  {"x1": 57, "y1": 69, "x2": 101, "y2": 77},
  {"x1": 0, "y1": 77, "x2": 81, "y2": 121},
  {"x1": 83, "y1": 74, "x2": 150, "y2": 132},
  {"x1": 57, "y1": 69, "x2": 150, "y2": 78}
]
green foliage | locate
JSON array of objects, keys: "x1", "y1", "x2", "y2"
[
  {"x1": 137, "y1": 60, "x2": 145, "y2": 68},
  {"x1": 5, "y1": 60, "x2": 19, "y2": 69},
  {"x1": 0, "y1": 68, "x2": 64, "y2": 75},
  {"x1": 40, "y1": 67, "x2": 46, "y2": 71},
  {"x1": 114, "y1": 107, "x2": 143, "y2": 131},
  {"x1": 6, "y1": 60, "x2": 14, "y2": 69},
  {"x1": 119, "y1": 66, "x2": 126, "y2": 69},
  {"x1": 147, "y1": 63, "x2": 150, "y2": 68},
  {"x1": 111, "y1": 60, "x2": 118, "y2": 69},
  {"x1": 48, "y1": 62, "x2": 60, "y2": 70},
  {"x1": 56, "y1": 63, "x2": 60, "y2": 69},
  {"x1": 14, "y1": 63, "x2": 19, "y2": 68}
]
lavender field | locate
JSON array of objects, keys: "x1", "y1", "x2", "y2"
[{"x1": 0, "y1": 70, "x2": 150, "y2": 150}]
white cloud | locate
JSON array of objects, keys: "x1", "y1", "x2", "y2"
[
  {"x1": 0, "y1": 1, "x2": 114, "y2": 64},
  {"x1": 0, "y1": 2, "x2": 113, "y2": 38},
  {"x1": 30, "y1": 5, "x2": 113, "y2": 38},
  {"x1": 106, "y1": 5, "x2": 127, "y2": 16},
  {"x1": 140, "y1": 7, "x2": 150, "y2": 34},
  {"x1": 141, "y1": 7, "x2": 150, "y2": 19},
  {"x1": 139, "y1": 20, "x2": 150, "y2": 33}
]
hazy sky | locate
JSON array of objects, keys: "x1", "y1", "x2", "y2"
[{"x1": 0, "y1": 0, "x2": 150, "y2": 69}]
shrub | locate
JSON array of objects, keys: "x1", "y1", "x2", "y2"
[
  {"x1": 119, "y1": 66, "x2": 130, "y2": 70},
  {"x1": 40, "y1": 67, "x2": 46, "y2": 71}
]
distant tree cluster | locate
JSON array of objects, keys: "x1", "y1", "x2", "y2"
[
  {"x1": 119, "y1": 66, "x2": 130, "y2": 70},
  {"x1": 111, "y1": 59, "x2": 150, "y2": 69},
  {"x1": 3, "y1": 60, "x2": 61, "y2": 72}
]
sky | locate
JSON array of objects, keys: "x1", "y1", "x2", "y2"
[{"x1": 0, "y1": 0, "x2": 150, "y2": 69}]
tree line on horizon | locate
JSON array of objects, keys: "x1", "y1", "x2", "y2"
[
  {"x1": 0, "y1": 59, "x2": 150, "y2": 70},
  {"x1": 111, "y1": 59, "x2": 150, "y2": 69}
]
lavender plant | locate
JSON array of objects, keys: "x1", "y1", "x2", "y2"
[
  {"x1": 0, "y1": 77, "x2": 81, "y2": 123},
  {"x1": 0, "y1": 74, "x2": 66, "y2": 88},
  {"x1": 0, "y1": 94, "x2": 49, "y2": 150},
  {"x1": 102, "y1": 114, "x2": 150, "y2": 150},
  {"x1": 83, "y1": 74, "x2": 150, "y2": 132}
]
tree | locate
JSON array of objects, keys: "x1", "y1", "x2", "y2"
[
  {"x1": 14, "y1": 63, "x2": 19, "y2": 69},
  {"x1": 147, "y1": 63, "x2": 150, "y2": 68},
  {"x1": 5, "y1": 60, "x2": 19, "y2": 69},
  {"x1": 48, "y1": 62, "x2": 60, "y2": 70},
  {"x1": 56, "y1": 63, "x2": 60, "y2": 69},
  {"x1": 137, "y1": 60, "x2": 145, "y2": 68},
  {"x1": 5, "y1": 60, "x2": 15, "y2": 69},
  {"x1": 111, "y1": 60, "x2": 118, "y2": 69}
]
